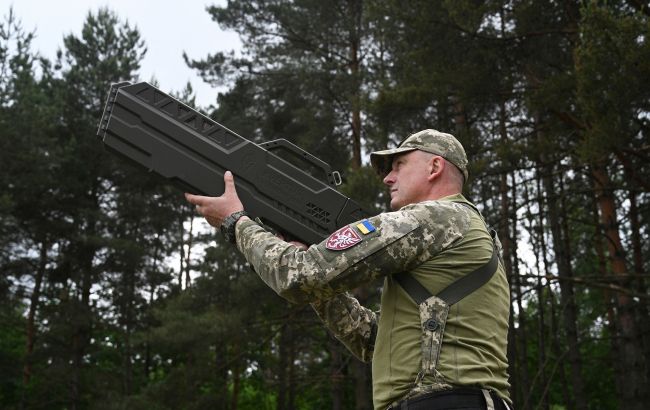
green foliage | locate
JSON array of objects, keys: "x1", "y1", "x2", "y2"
[
  {"x1": 0, "y1": 305, "x2": 25, "y2": 406},
  {"x1": 235, "y1": 377, "x2": 277, "y2": 410},
  {"x1": 339, "y1": 165, "x2": 387, "y2": 214},
  {"x1": 575, "y1": 2, "x2": 650, "y2": 161}
]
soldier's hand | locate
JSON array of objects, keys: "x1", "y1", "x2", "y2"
[
  {"x1": 288, "y1": 241, "x2": 308, "y2": 250},
  {"x1": 184, "y1": 171, "x2": 244, "y2": 228},
  {"x1": 275, "y1": 233, "x2": 308, "y2": 251}
]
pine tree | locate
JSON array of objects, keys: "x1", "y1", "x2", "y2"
[{"x1": 23, "y1": 8, "x2": 147, "y2": 408}]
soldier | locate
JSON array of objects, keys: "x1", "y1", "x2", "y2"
[{"x1": 185, "y1": 129, "x2": 512, "y2": 410}]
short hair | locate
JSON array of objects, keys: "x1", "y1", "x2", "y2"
[
  {"x1": 413, "y1": 151, "x2": 464, "y2": 191},
  {"x1": 445, "y1": 159, "x2": 465, "y2": 190}
]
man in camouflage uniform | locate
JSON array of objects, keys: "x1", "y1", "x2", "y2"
[{"x1": 186, "y1": 129, "x2": 512, "y2": 410}]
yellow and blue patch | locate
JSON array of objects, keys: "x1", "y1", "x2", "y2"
[{"x1": 356, "y1": 219, "x2": 376, "y2": 235}]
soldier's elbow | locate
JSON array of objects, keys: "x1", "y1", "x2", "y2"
[{"x1": 276, "y1": 276, "x2": 334, "y2": 306}]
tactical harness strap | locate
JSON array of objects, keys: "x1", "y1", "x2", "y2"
[{"x1": 393, "y1": 229, "x2": 498, "y2": 306}]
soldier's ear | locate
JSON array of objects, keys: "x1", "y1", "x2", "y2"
[{"x1": 427, "y1": 156, "x2": 444, "y2": 180}]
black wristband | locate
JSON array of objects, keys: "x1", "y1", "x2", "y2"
[{"x1": 220, "y1": 210, "x2": 249, "y2": 244}]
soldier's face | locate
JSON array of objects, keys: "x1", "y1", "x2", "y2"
[{"x1": 383, "y1": 150, "x2": 433, "y2": 210}]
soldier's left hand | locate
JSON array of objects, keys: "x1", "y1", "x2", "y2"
[{"x1": 184, "y1": 171, "x2": 244, "y2": 227}]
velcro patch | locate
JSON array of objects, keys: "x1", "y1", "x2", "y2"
[
  {"x1": 326, "y1": 226, "x2": 362, "y2": 251},
  {"x1": 356, "y1": 219, "x2": 376, "y2": 234}
]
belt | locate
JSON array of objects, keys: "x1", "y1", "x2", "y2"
[{"x1": 387, "y1": 388, "x2": 510, "y2": 410}]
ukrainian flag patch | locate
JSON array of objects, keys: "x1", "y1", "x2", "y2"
[{"x1": 356, "y1": 219, "x2": 376, "y2": 235}]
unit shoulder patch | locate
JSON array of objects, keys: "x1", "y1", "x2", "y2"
[{"x1": 326, "y1": 226, "x2": 362, "y2": 251}]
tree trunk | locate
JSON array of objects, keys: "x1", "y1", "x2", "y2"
[
  {"x1": 538, "y1": 148, "x2": 587, "y2": 410},
  {"x1": 278, "y1": 323, "x2": 288, "y2": 410},
  {"x1": 528, "y1": 175, "x2": 549, "y2": 410},
  {"x1": 548, "y1": 290, "x2": 571, "y2": 407},
  {"x1": 348, "y1": 0, "x2": 363, "y2": 169},
  {"x1": 352, "y1": 359, "x2": 371, "y2": 410},
  {"x1": 215, "y1": 341, "x2": 229, "y2": 406},
  {"x1": 278, "y1": 318, "x2": 296, "y2": 410},
  {"x1": 627, "y1": 181, "x2": 650, "y2": 383},
  {"x1": 123, "y1": 322, "x2": 133, "y2": 396},
  {"x1": 71, "y1": 232, "x2": 98, "y2": 410},
  {"x1": 591, "y1": 162, "x2": 648, "y2": 409},
  {"x1": 591, "y1": 184, "x2": 622, "y2": 400},
  {"x1": 231, "y1": 344, "x2": 240, "y2": 410},
  {"x1": 329, "y1": 336, "x2": 344, "y2": 410},
  {"x1": 451, "y1": 96, "x2": 470, "y2": 147},
  {"x1": 122, "y1": 268, "x2": 135, "y2": 396},
  {"x1": 70, "y1": 180, "x2": 103, "y2": 409},
  {"x1": 497, "y1": 98, "x2": 513, "y2": 281},
  {"x1": 513, "y1": 239, "x2": 529, "y2": 408},
  {"x1": 288, "y1": 322, "x2": 296, "y2": 410},
  {"x1": 144, "y1": 251, "x2": 160, "y2": 382},
  {"x1": 497, "y1": 101, "x2": 521, "y2": 407},
  {"x1": 507, "y1": 176, "x2": 532, "y2": 410},
  {"x1": 22, "y1": 240, "x2": 48, "y2": 387}
]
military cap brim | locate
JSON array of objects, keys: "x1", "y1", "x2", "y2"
[{"x1": 369, "y1": 147, "x2": 418, "y2": 177}]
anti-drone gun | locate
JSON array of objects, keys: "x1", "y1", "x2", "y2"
[{"x1": 97, "y1": 82, "x2": 369, "y2": 245}]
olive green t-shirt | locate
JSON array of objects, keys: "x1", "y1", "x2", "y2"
[{"x1": 370, "y1": 195, "x2": 510, "y2": 409}]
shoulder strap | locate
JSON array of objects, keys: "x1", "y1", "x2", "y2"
[
  {"x1": 393, "y1": 271, "x2": 434, "y2": 305},
  {"x1": 394, "y1": 242, "x2": 497, "y2": 305},
  {"x1": 436, "y1": 230, "x2": 499, "y2": 305},
  {"x1": 394, "y1": 202, "x2": 499, "y2": 306}
]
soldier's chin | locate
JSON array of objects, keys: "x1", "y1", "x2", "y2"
[{"x1": 389, "y1": 198, "x2": 403, "y2": 211}]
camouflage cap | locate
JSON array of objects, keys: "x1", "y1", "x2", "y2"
[{"x1": 370, "y1": 129, "x2": 469, "y2": 182}]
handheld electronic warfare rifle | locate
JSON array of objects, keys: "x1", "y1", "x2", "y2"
[{"x1": 97, "y1": 82, "x2": 369, "y2": 244}]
